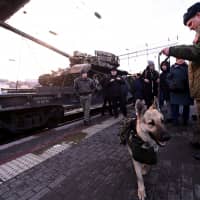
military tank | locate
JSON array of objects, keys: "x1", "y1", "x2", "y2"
[
  {"x1": 0, "y1": 22, "x2": 129, "y2": 134},
  {"x1": 0, "y1": 49, "x2": 124, "y2": 134},
  {"x1": 38, "y1": 50, "x2": 126, "y2": 87},
  {"x1": 37, "y1": 49, "x2": 128, "y2": 113}
]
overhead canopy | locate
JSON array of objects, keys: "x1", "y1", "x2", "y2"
[{"x1": 0, "y1": 0, "x2": 30, "y2": 21}]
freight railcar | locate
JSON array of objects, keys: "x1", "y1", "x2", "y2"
[
  {"x1": 0, "y1": 88, "x2": 64, "y2": 133},
  {"x1": 0, "y1": 86, "x2": 105, "y2": 134}
]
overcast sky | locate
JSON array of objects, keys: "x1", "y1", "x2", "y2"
[{"x1": 0, "y1": 0, "x2": 198, "y2": 81}]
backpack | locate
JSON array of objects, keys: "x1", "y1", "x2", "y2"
[{"x1": 167, "y1": 66, "x2": 187, "y2": 93}]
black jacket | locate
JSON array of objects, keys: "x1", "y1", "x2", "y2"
[
  {"x1": 142, "y1": 68, "x2": 159, "y2": 97},
  {"x1": 107, "y1": 75, "x2": 125, "y2": 97}
]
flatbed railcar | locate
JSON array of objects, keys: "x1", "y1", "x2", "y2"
[
  {"x1": 0, "y1": 89, "x2": 65, "y2": 133},
  {"x1": 0, "y1": 86, "x2": 105, "y2": 134}
]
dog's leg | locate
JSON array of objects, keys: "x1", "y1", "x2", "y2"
[
  {"x1": 127, "y1": 146, "x2": 146, "y2": 199},
  {"x1": 132, "y1": 159, "x2": 146, "y2": 200}
]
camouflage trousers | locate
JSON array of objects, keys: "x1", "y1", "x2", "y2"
[{"x1": 80, "y1": 94, "x2": 92, "y2": 123}]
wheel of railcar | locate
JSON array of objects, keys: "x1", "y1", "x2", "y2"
[
  {"x1": 46, "y1": 106, "x2": 64, "y2": 129},
  {"x1": 46, "y1": 117, "x2": 58, "y2": 129}
]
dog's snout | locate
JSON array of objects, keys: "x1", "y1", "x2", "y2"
[{"x1": 160, "y1": 131, "x2": 171, "y2": 142}]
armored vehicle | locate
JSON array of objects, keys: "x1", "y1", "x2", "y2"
[
  {"x1": 0, "y1": 9, "x2": 132, "y2": 134},
  {"x1": 0, "y1": 22, "x2": 128, "y2": 134},
  {"x1": 0, "y1": 48, "x2": 125, "y2": 134},
  {"x1": 38, "y1": 50, "x2": 125, "y2": 87}
]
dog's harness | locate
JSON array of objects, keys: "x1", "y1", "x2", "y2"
[
  {"x1": 120, "y1": 117, "x2": 158, "y2": 165},
  {"x1": 129, "y1": 132, "x2": 158, "y2": 165}
]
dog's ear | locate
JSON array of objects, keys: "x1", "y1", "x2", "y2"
[
  {"x1": 135, "y1": 99, "x2": 146, "y2": 118},
  {"x1": 150, "y1": 96, "x2": 160, "y2": 110}
]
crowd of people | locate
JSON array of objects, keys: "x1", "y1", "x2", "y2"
[
  {"x1": 160, "y1": 1, "x2": 200, "y2": 160},
  {"x1": 74, "y1": 2, "x2": 200, "y2": 160},
  {"x1": 133, "y1": 58, "x2": 194, "y2": 125},
  {"x1": 74, "y1": 58, "x2": 194, "y2": 127},
  {"x1": 74, "y1": 68, "x2": 129, "y2": 126}
]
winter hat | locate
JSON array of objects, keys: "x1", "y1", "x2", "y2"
[
  {"x1": 160, "y1": 61, "x2": 170, "y2": 72},
  {"x1": 160, "y1": 61, "x2": 170, "y2": 68},
  {"x1": 183, "y1": 2, "x2": 200, "y2": 25},
  {"x1": 147, "y1": 60, "x2": 154, "y2": 66}
]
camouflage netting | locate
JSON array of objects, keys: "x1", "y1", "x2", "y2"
[{"x1": 38, "y1": 50, "x2": 125, "y2": 87}]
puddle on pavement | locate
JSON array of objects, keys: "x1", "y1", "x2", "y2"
[
  {"x1": 62, "y1": 131, "x2": 87, "y2": 144},
  {"x1": 34, "y1": 131, "x2": 87, "y2": 155}
]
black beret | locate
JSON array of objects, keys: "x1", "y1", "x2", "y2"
[
  {"x1": 183, "y1": 2, "x2": 200, "y2": 25},
  {"x1": 110, "y1": 67, "x2": 117, "y2": 71}
]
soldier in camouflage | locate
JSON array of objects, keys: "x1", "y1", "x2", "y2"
[{"x1": 74, "y1": 69, "x2": 95, "y2": 126}]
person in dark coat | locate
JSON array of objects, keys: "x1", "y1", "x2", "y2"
[
  {"x1": 100, "y1": 75, "x2": 113, "y2": 116},
  {"x1": 107, "y1": 68, "x2": 127, "y2": 118},
  {"x1": 167, "y1": 58, "x2": 193, "y2": 125},
  {"x1": 120, "y1": 75, "x2": 129, "y2": 109},
  {"x1": 133, "y1": 73, "x2": 144, "y2": 102},
  {"x1": 159, "y1": 61, "x2": 171, "y2": 121},
  {"x1": 141, "y1": 60, "x2": 159, "y2": 107}
]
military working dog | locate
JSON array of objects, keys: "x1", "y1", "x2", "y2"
[{"x1": 120, "y1": 99, "x2": 170, "y2": 200}]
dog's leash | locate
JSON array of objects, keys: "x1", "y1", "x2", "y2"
[
  {"x1": 158, "y1": 52, "x2": 170, "y2": 73},
  {"x1": 157, "y1": 53, "x2": 170, "y2": 111}
]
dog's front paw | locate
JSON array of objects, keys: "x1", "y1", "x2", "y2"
[{"x1": 138, "y1": 188, "x2": 146, "y2": 200}]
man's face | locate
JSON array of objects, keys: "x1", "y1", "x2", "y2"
[
  {"x1": 149, "y1": 65, "x2": 155, "y2": 70},
  {"x1": 176, "y1": 58, "x2": 185, "y2": 64},
  {"x1": 111, "y1": 70, "x2": 117, "y2": 76},
  {"x1": 186, "y1": 13, "x2": 200, "y2": 31},
  {"x1": 161, "y1": 65, "x2": 167, "y2": 71},
  {"x1": 81, "y1": 73, "x2": 88, "y2": 78}
]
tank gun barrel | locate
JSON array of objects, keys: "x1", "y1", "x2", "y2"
[{"x1": 0, "y1": 21, "x2": 71, "y2": 58}]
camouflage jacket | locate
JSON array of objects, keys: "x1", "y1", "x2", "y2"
[
  {"x1": 169, "y1": 43, "x2": 200, "y2": 99},
  {"x1": 74, "y1": 77, "x2": 95, "y2": 96}
]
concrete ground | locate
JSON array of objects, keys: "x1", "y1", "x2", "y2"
[{"x1": 0, "y1": 115, "x2": 200, "y2": 200}]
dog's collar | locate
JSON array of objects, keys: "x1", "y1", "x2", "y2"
[
  {"x1": 130, "y1": 133, "x2": 158, "y2": 165},
  {"x1": 133, "y1": 134, "x2": 153, "y2": 148},
  {"x1": 133, "y1": 133, "x2": 159, "y2": 152}
]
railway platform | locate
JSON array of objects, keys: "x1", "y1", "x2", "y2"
[{"x1": 0, "y1": 112, "x2": 200, "y2": 200}]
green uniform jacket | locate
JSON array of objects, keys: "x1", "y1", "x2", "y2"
[{"x1": 169, "y1": 43, "x2": 200, "y2": 99}]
